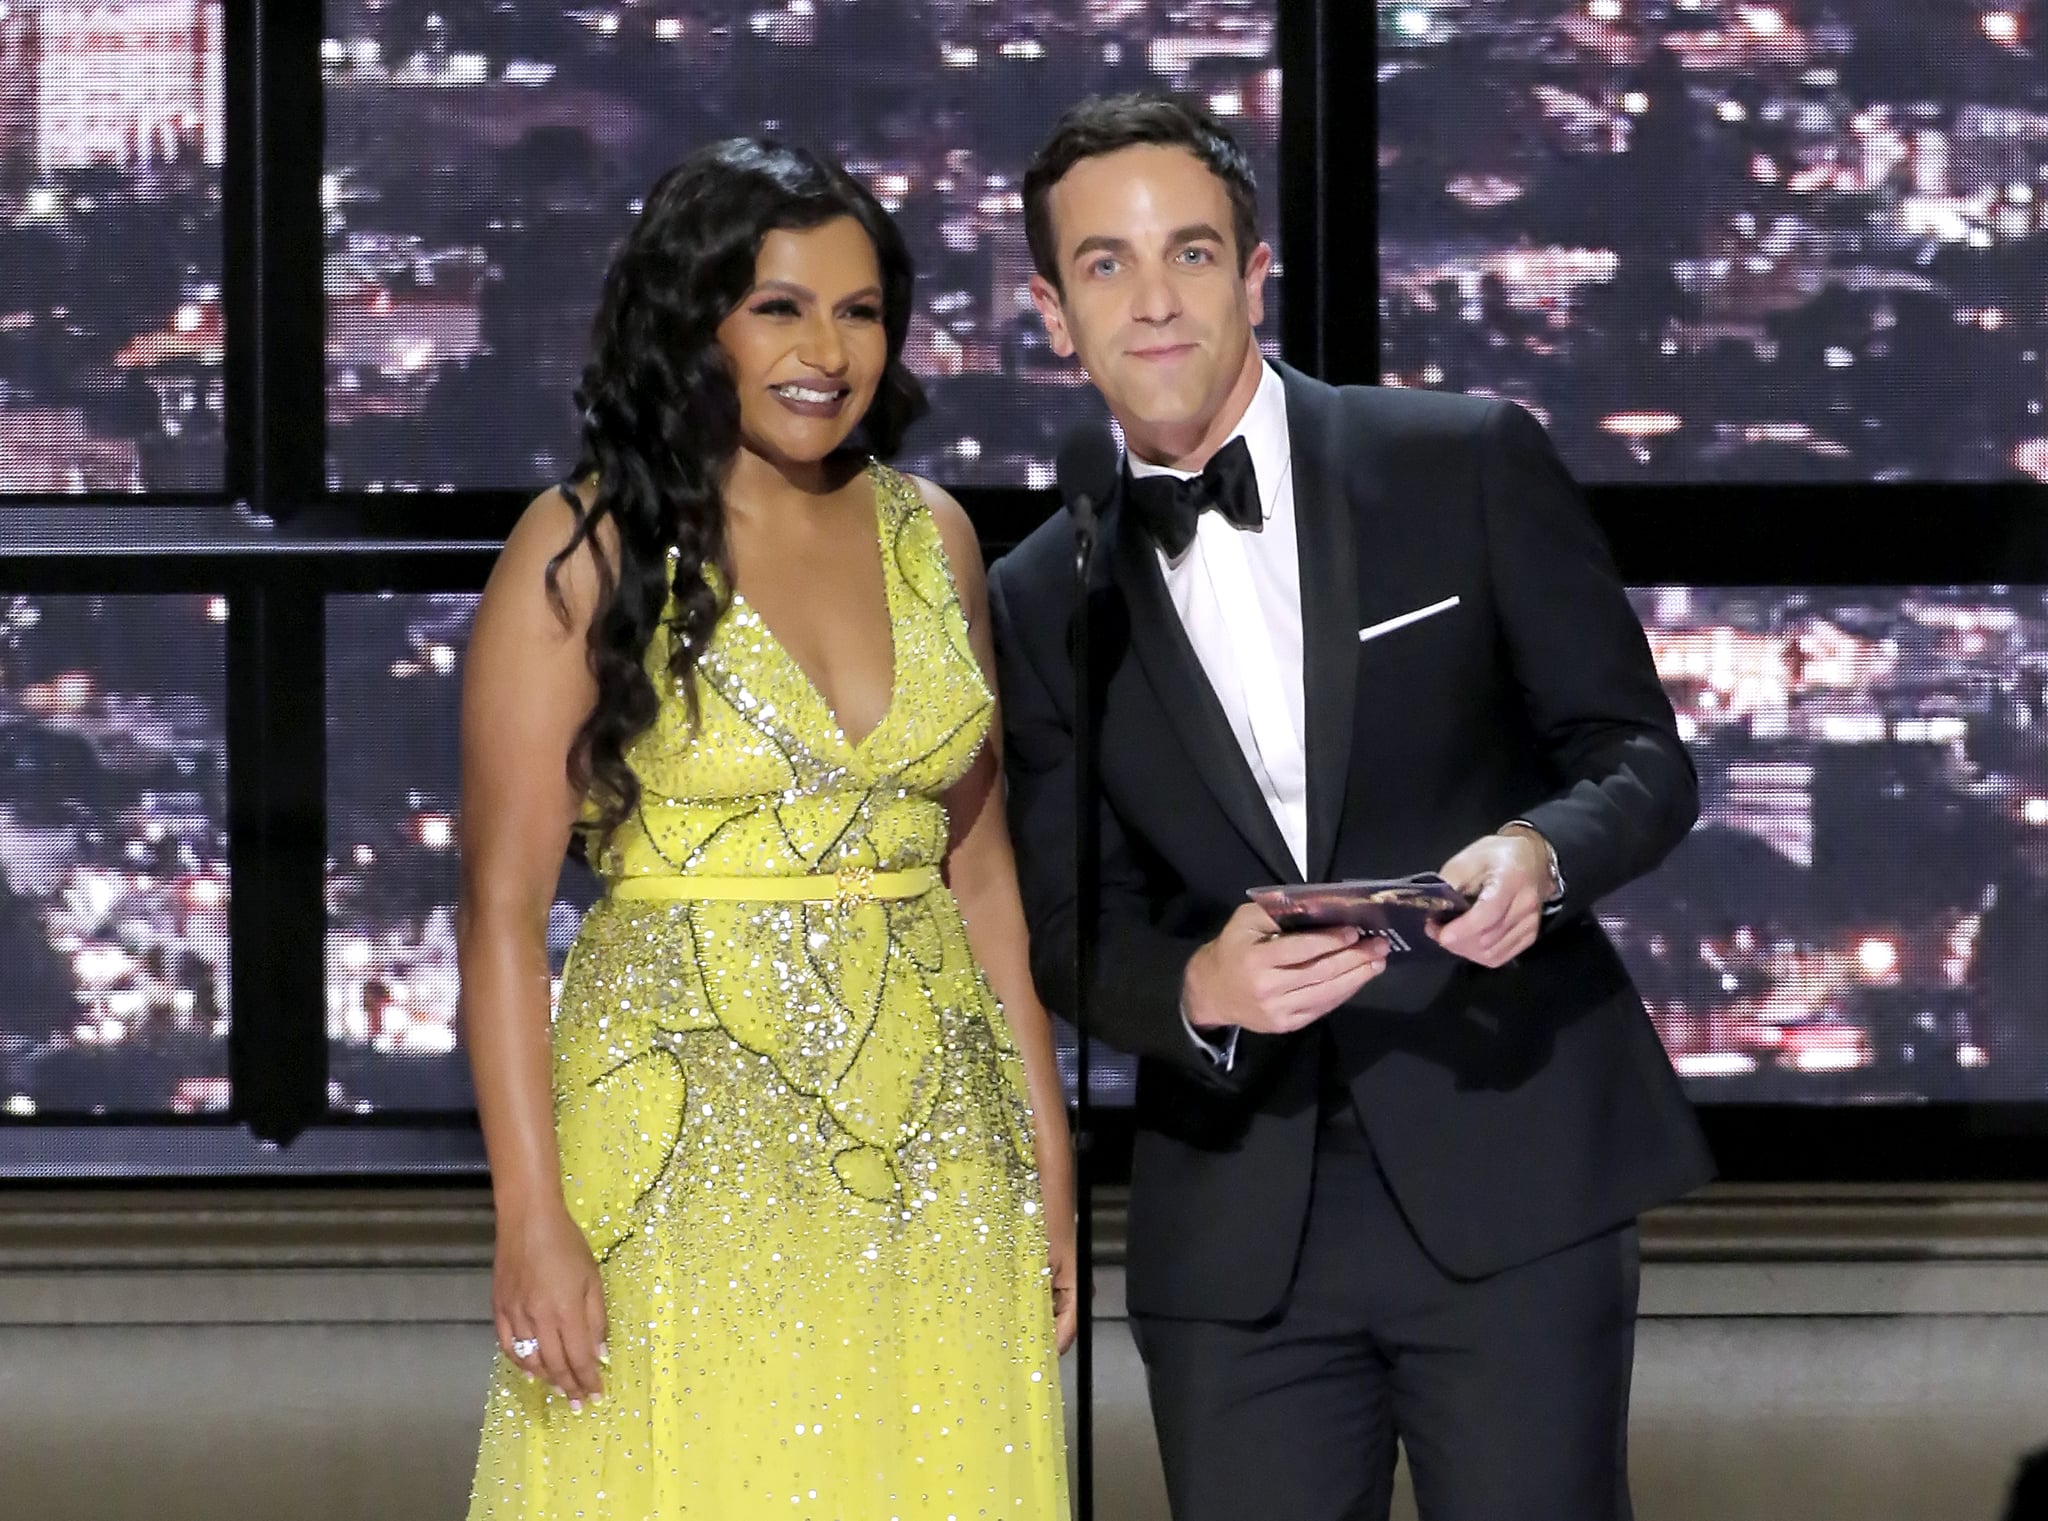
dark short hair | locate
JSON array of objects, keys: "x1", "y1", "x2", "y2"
[{"x1": 1023, "y1": 93, "x2": 1261, "y2": 292}]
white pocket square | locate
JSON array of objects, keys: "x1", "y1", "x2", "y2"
[{"x1": 1358, "y1": 595, "x2": 1461, "y2": 644}]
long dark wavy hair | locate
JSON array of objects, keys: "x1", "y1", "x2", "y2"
[{"x1": 548, "y1": 139, "x2": 926, "y2": 845}]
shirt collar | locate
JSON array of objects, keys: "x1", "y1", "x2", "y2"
[{"x1": 1124, "y1": 359, "x2": 1290, "y2": 523}]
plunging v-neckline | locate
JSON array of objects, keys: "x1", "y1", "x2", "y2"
[{"x1": 729, "y1": 467, "x2": 900, "y2": 754}]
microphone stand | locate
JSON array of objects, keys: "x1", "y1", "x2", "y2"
[{"x1": 1069, "y1": 502, "x2": 1100, "y2": 1520}]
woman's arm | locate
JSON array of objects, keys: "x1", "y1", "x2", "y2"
[
  {"x1": 457, "y1": 487, "x2": 610, "y2": 1405},
  {"x1": 919, "y1": 479, "x2": 1079, "y2": 1356}
]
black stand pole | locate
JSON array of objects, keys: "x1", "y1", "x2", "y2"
[{"x1": 1070, "y1": 517, "x2": 1099, "y2": 1520}]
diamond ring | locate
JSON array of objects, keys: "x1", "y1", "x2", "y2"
[{"x1": 510, "y1": 1337, "x2": 540, "y2": 1359}]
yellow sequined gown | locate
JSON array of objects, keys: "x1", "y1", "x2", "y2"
[{"x1": 468, "y1": 464, "x2": 1070, "y2": 1518}]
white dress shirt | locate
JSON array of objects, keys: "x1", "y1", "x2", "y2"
[{"x1": 1127, "y1": 362, "x2": 1304, "y2": 1067}]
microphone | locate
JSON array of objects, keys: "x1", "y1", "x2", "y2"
[
  {"x1": 1053, "y1": 416, "x2": 1116, "y2": 1517},
  {"x1": 1056, "y1": 420, "x2": 1120, "y2": 536}
]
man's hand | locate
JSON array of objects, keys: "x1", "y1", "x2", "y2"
[
  {"x1": 1428, "y1": 829, "x2": 1555, "y2": 968},
  {"x1": 1184, "y1": 903, "x2": 1391, "y2": 1036}
]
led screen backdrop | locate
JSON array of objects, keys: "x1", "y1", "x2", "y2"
[
  {"x1": 1378, "y1": 0, "x2": 2048, "y2": 483},
  {"x1": 322, "y1": 582, "x2": 2048, "y2": 1144},
  {"x1": 0, "y1": 1, "x2": 227, "y2": 493},
  {"x1": 1614, "y1": 585, "x2": 2048, "y2": 1103},
  {"x1": 323, "y1": 0, "x2": 1283, "y2": 494},
  {"x1": 325, "y1": 591, "x2": 602, "y2": 1113},
  {"x1": 0, "y1": 594, "x2": 231, "y2": 1119}
]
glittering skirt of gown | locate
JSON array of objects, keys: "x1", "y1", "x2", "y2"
[{"x1": 467, "y1": 465, "x2": 1070, "y2": 1518}]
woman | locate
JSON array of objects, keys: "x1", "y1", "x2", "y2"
[{"x1": 459, "y1": 139, "x2": 1074, "y2": 1518}]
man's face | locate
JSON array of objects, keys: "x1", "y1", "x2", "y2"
[{"x1": 1031, "y1": 144, "x2": 1270, "y2": 450}]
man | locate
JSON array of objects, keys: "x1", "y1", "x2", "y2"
[{"x1": 987, "y1": 94, "x2": 1713, "y2": 1521}]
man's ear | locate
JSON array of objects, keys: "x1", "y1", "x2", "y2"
[
  {"x1": 1242, "y1": 240, "x2": 1274, "y2": 331},
  {"x1": 1029, "y1": 274, "x2": 1076, "y2": 359}
]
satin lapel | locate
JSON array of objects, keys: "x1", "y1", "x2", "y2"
[
  {"x1": 1280, "y1": 365, "x2": 1361, "y2": 883},
  {"x1": 1106, "y1": 486, "x2": 1303, "y2": 886}
]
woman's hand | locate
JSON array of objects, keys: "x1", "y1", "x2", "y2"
[
  {"x1": 492, "y1": 1202, "x2": 608, "y2": 1407},
  {"x1": 1031, "y1": 1109, "x2": 1080, "y2": 1357},
  {"x1": 1047, "y1": 1210, "x2": 1081, "y2": 1356}
]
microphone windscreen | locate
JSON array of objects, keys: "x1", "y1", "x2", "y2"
[{"x1": 1054, "y1": 420, "x2": 1121, "y2": 529}]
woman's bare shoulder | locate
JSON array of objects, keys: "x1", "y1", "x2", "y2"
[
  {"x1": 490, "y1": 479, "x2": 618, "y2": 624},
  {"x1": 900, "y1": 472, "x2": 983, "y2": 588}
]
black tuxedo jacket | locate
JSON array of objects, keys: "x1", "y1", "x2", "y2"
[{"x1": 988, "y1": 363, "x2": 1714, "y2": 1321}]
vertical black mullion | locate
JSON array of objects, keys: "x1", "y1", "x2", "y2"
[
  {"x1": 242, "y1": 0, "x2": 332, "y2": 1143},
  {"x1": 220, "y1": 3, "x2": 261, "y2": 507},
  {"x1": 258, "y1": 0, "x2": 328, "y2": 515},
  {"x1": 1318, "y1": 0, "x2": 1378, "y2": 385},
  {"x1": 224, "y1": 579, "x2": 279, "y2": 1134},
  {"x1": 228, "y1": 570, "x2": 331, "y2": 1144},
  {"x1": 268, "y1": 566, "x2": 332, "y2": 1139},
  {"x1": 1277, "y1": 0, "x2": 1327, "y2": 378}
]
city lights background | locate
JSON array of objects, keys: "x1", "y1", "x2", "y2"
[
  {"x1": 0, "y1": 595, "x2": 231, "y2": 1118},
  {"x1": 0, "y1": 1, "x2": 226, "y2": 493},
  {"x1": 1609, "y1": 585, "x2": 2048, "y2": 1102},
  {"x1": 325, "y1": 586, "x2": 2048, "y2": 1115},
  {"x1": 323, "y1": 0, "x2": 1284, "y2": 494},
  {"x1": 1378, "y1": 0, "x2": 2048, "y2": 482},
  {"x1": 13, "y1": 0, "x2": 2048, "y2": 1172},
  {"x1": 325, "y1": 592, "x2": 600, "y2": 1113}
]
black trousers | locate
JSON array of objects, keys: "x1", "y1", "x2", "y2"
[{"x1": 1129, "y1": 1111, "x2": 1641, "y2": 1521}]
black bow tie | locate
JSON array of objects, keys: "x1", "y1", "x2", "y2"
[{"x1": 1125, "y1": 435, "x2": 1263, "y2": 558}]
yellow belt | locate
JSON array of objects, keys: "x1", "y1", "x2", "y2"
[{"x1": 609, "y1": 864, "x2": 938, "y2": 908}]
